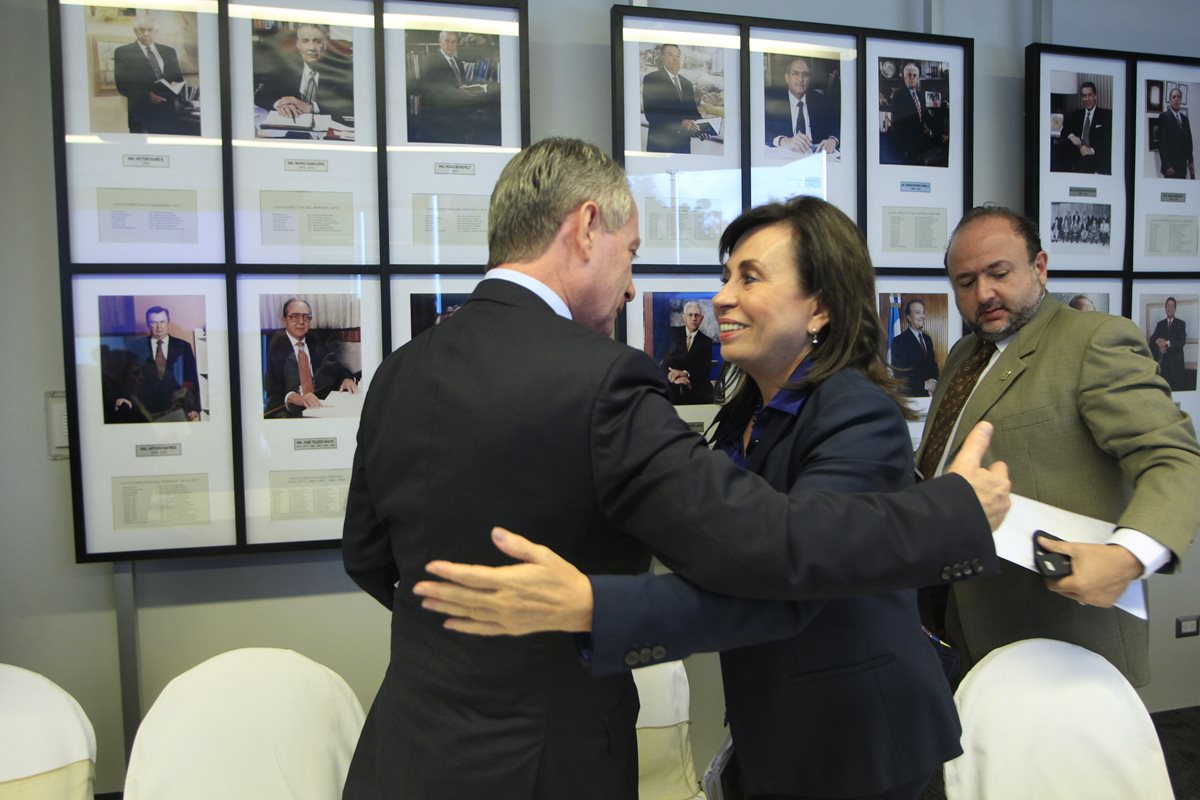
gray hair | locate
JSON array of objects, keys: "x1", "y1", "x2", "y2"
[{"x1": 487, "y1": 137, "x2": 633, "y2": 269}]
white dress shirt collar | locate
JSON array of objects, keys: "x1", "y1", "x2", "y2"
[{"x1": 486, "y1": 268, "x2": 573, "y2": 320}]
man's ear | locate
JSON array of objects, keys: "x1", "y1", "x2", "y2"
[{"x1": 573, "y1": 200, "x2": 603, "y2": 255}]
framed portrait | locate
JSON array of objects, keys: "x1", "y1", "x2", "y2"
[
  {"x1": 1132, "y1": 283, "x2": 1199, "y2": 420},
  {"x1": 614, "y1": 9, "x2": 742, "y2": 267},
  {"x1": 874, "y1": 276, "x2": 963, "y2": 448},
  {"x1": 1026, "y1": 45, "x2": 1128, "y2": 270},
  {"x1": 1046, "y1": 276, "x2": 1125, "y2": 317},
  {"x1": 748, "y1": 27, "x2": 858, "y2": 221},
  {"x1": 236, "y1": 274, "x2": 383, "y2": 545},
  {"x1": 69, "y1": 274, "x2": 236, "y2": 559},
  {"x1": 228, "y1": 0, "x2": 380, "y2": 264},
  {"x1": 1132, "y1": 59, "x2": 1200, "y2": 272},
  {"x1": 390, "y1": 274, "x2": 484, "y2": 349},
  {"x1": 865, "y1": 35, "x2": 971, "y2": 269},
  {"x1": 626, "y1": 274, "x2": 724, "y2": 434},
  {"x1": 54, "y1": 2, "x2": 224, "y2": 263},
  {"x1": 383, "y1": 1, "x2": 527, "y2": 268}
]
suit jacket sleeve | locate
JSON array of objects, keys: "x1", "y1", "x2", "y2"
[
  {"x1": 1083, "y1": 316, "x2": 1200, "y2": 564},
  {"x1": 588, "y1": 349, "x2": 998, "y2": 601},
  {"x1": 344, "y1": 427, "x2": 401, "y2": 608},
  {"x1": 588, "y1": 376, "x2": 925, "y2": 675}
]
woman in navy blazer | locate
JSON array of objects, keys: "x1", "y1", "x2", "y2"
[{"x1": 422, "y1": 197, "x2": 963, "y2": 800}]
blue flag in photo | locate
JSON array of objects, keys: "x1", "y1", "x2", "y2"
[{"x1": 886, "y1": 293, "x2": 902, "y2": 366}]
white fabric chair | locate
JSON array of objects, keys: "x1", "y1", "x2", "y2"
[
  {"x1": 944, "y1": 638, "x2": 1174, "y2": 800},
  {"x1": 632, "y1": 660, "x2": 706, "y2": 800},
  {"x1": 0, "y1": 664, "x2": 96, "y2": 800},
  {"x1": 124, "y1": 647, "x2": 365, "y2": 800}
]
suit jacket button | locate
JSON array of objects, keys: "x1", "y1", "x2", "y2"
[
  {"x1": 940, "y1": 566, "x2": 952, "y2": 581},
  {"x1": 651, "y1": 645, "x2": 666, "y2": 660},
  {"x1": 972, "y1": 558, "x2": 983, "y2": 572},
  {"x1": 639, "y1": 647, "x2": 653, "y2": 664},
  {"x1": 624, "y1": 651, "x2": 640, "y2": 667}
]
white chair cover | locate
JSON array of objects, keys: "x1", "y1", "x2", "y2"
[
  {"x1": 124, "y1": 647, "x2": 365, "y2": 800},
  {"x1": 0, "y1": 664, "x2": 96, "y2": 800},
  {"x1": 944, "y1": 638, "x2": 1174, "y2": 800},
  {"x1": 632, "y1": 661, "x2": 706, "y2": 800}
]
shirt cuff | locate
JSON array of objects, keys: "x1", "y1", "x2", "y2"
[{"x1": 1108, "y1": 527, "x2": 1172, "y2": 578}]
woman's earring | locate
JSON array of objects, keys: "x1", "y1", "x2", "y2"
[{"x1": 810, "y1": 328, "x2": 820, "y2": 346}]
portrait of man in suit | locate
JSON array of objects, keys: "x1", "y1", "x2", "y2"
[
  {"x1": 1054, "y1": 79, "x2": 1112, "y2": 175},
  {"x1": 112, "y1": 14, "x2": 196, "y2": 135},
  {"x1": 1157, "y1": 86, "x2": 1194, "y2": 179},
  {"x1": 263, "y1": 297, "x2": 359, "y2": 418},
  {"x1": 104, "y1": 304, "x2": 201, "y2": 424},
  {"x1": 764, "y1": 56, "x2": 840, "y2": 157},
  {"x1": 1148, "y1": 296, "x2": 1192, "y2": 391},
  {"x1": 253, "y1": 21, "x2": 354, "y2": 135},
  {"x1": 407, "y1": 30, "x2": 501, "y2": 146},
  {"x1": 917, "y1": 206, "x2": 1200, "y2": 688},
  {"x1": 882, "y1": 61, "x2": 948, "y2": 167},
  {"x1": 890, "y1": 298, "x2": 939, "y2": 397},
  {"x1": 642, "y1": 43, "x2": 703, "y2": 154},
  {"x1": 660, "y1": 299, "x2": 715, "y2": 405}
]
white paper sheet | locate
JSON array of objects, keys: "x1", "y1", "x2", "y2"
[{"x1": 993, "y1": 494, "x2": 1147, "y2": 619}]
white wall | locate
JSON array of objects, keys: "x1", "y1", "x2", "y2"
[{"x1": 2, "y1": 0, "x2": 1198, "y2": 793}]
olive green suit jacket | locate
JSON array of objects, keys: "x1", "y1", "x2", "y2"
[{"x1": 917, "y1": 296, "x2": 1200, "y2": 686}]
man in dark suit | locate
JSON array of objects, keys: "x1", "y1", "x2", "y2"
[
  {"x1": 1150, "y1": 296, "x2": 1189, "y2": 391},
  {"x1": 885, "y1": 62, "x2": 947, "y2": 167},
  {"x1": 113, "y1": 15, "x2": 188, "y2": 135},
  {"x1": 111, "y1": 305, "x2": 201, "y2": 422},
  {"x1": 917, "y1": 207, "x2": 1200, "y2": 687},
  {"x1": 891, "y1": 298, "x2": 939, "y2": 397},
  {"x1": 1157, "y1": 86, "x2": 1194, "y2": 179},
  {"x1": 642, "y1": 44, "x2": 702, "y2": 153},
  {"x1": 254, "y1": 23, "x2": 354, "y2": 127},
  {"x1": 764, "y1": 57, "x2": 839, "y2": 156},
  {"x1": 340, "y1": 137, "x2": 1009, "y2": 799},
  {"x1": 1056, "y1": 81, "x2": 1112, "y2": 175},
  {"x1": 662, "y1": 301, "x2": 715, "y2": 404},
  {"x1": 409, "y1": 30, "x2": 500, "y2": 146},
  {"x1": 263, "y1": 298, "x2": 358, "y2": 418}
]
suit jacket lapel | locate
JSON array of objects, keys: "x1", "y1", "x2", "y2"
[
  {"x1": 745, "y1": 411, "x2": 794, "y2": 475},
  {"x1": 944, "y1": 296, "x2": 1062, "y2": 461}
]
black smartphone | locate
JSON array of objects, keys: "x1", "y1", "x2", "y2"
[{"x1": 1033, "y1": 530, "x2": 1072, "y2": 577}]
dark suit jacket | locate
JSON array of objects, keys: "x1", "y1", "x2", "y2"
[
  {"x1": 263, "y1": 331, "x2": 353, "y2": 418},
  {"x1": 409, "y1": 51, "x2": 501, "y2": 146},
  {"x1": 1056, "y1": 106, "x2": 1112, "y2": 175},
  {"x1": 1158, "y1": 110, "x2": 1194, "y2": 178},
  {"x1": 589, "y1": 370, "x2": 962, "y2": 797},
  {"x1": 891, "y1": 327, "x2": 939, "y2": 397},
  {"x1": 341, "y1": 278, "x2": 994, "y2": 799},
  {"x1": 642, "y1": 68, "x2": 700, "y2": 154},
  {"x1": 661, "y1": 326, "x2": 714, "y2": 404},
  {"x1": 886, "y1": 86, "x2": 947, "y2": 167},
  {"x1": 1150, "y1": 316, "x2": 1188, "y2": 390},
  {"x1": 113, "y1": 41, "x2": 184, "y2": 134},
  {"x1": 917, "y1": 297, "x2": 1200, "y2": 686},
  {"x1": 254, "y1": 52, "x2": 354, "y2": 122},
  {"x1": 763, "y1": 87, "x2": 838, "y2": 150},
  {"x1": 124, "y1": 335, "x2": 200, "y2": 420}
]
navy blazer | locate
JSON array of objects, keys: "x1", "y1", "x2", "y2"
[
  {"x1": 125, "y1": 334, "x2": 200, "y2": 419},
  {"x1": 891, "y1": 328, "x2": 939, "y2": 397},
  {"x1": 343, "y1": 280, "x2": 993, "y2": 799},
  {"x1": 763, "y1": 87, "x2": 838, "y2": 149},
  {"x1": 643, "y1": 68, "x2": 701, "y2": 153},
  {"x1": 589, "y1": 369, "x2": 963, "y2": 797}
]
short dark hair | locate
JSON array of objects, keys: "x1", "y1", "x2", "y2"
[
  {"x1": 904, "y1": 298, "x2": 925, "y2": 317},
  {"x1": 1166, "y1": 296, "x2": 1178, "y2": 305},
  {"x1": 281, "y1": 297, "x2": 311, "y2": 318},
  {"x1": 1080, "y1": 81, "x2": 1097, "y2": 94},
  {"x1": 945, "y1": 205, "x2": 1042, "y2": 268},
  {"x1": 718, "y1": 196, "x2": 908, "y2": 413},
  {"x1": 145, "y1": 306, "x2": 170, "y2": 324}
]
